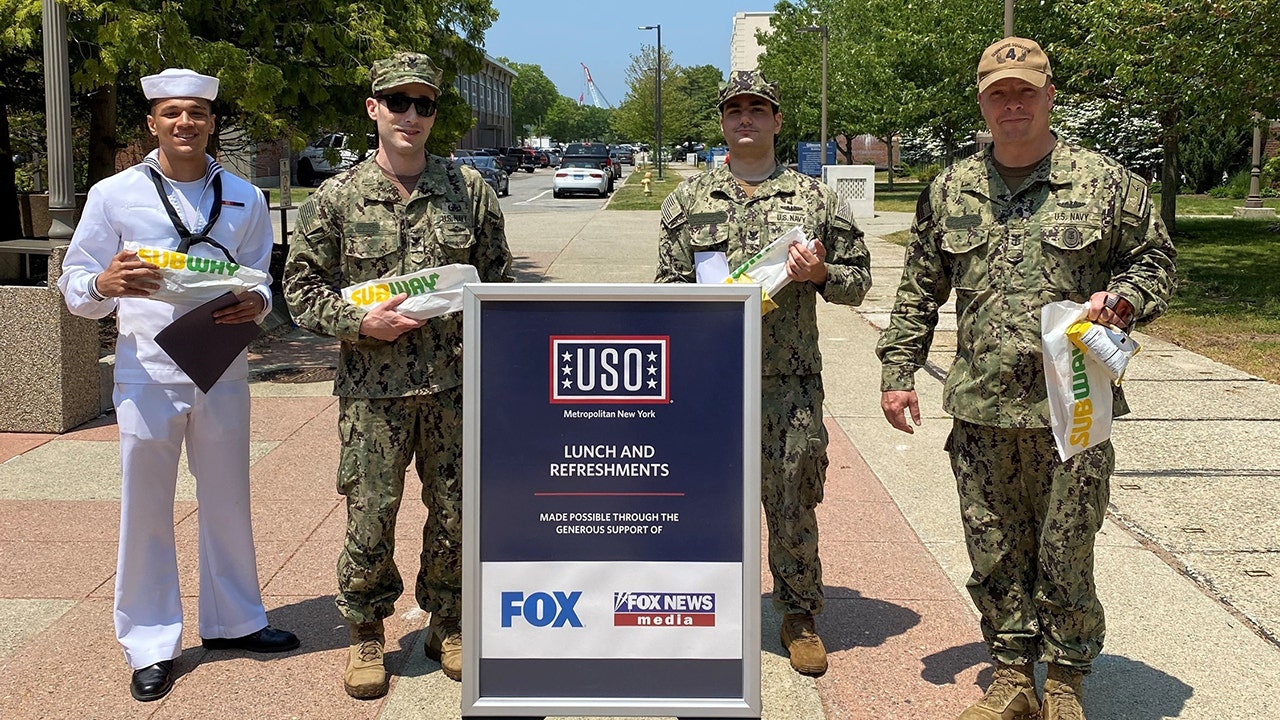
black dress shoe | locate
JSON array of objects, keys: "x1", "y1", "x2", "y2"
[
  {"x1": 201, "y1": 625, "x2": 300, "y2": 653},
  {"x1": 130, "y1": 660, "x2": 174, "y2": 702}
]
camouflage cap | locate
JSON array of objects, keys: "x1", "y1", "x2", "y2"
[
  {"x1": 977, "y1": 37, "x2": 1053, "y2": 92},
  {"x1": 717, "y1": 70, "x2": 781, "y2": 110},
  {"x1": 370, "y1": 51, "x2": 442, "y2": 95}
]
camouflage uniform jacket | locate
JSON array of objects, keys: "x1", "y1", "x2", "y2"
[
  {"x1": 283, "y1": 154, "x2": 514, "y2": 398},
  {"x1": 655, "y1": 164, "x2": 872, "y2": 376},
  {"x1": 876, "y1": 141, "x2": 1177, "y2": 428}
]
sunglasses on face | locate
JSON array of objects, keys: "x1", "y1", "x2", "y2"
[{"x1": 377, "y1": 94, "x2": 438, "y2": 117}]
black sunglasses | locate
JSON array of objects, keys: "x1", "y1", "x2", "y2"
[{"x1": 377, "y1": 93, "x2": 438, "y2": 117}]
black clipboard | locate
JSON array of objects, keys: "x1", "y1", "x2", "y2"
[{"x1": 154, "y1": 291, "x2": 261, "y2": 393}]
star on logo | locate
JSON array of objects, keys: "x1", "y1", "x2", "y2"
[
  {"x1": 562, "y1": 378, "x2": 572, "y2": 388},
  {"x1": 647, "y1": 379, "x2": 658, "y2": 389},
  {"x1": 648, "y1": 365, "x2": 657, "y2": 375},
  {"x1": 562, "y1": 365, "x2": 572, "y2": 375},
  {"x1": 647, "y1": 352, "x2": 658, "y2": 362},
  {"x1": 562, "y1": 351, "x2": 572, "y2": 362}
]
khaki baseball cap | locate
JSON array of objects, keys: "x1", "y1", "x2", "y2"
[
  {"x1": 977, "y1": 37, "x2": 1052, "y2": 92},
  {"x1": 718, "y1": 70, "x2": 781, "y2": 110},
  {"x1": 370, "y1": 51, "x2": 442, "y2": 95}
]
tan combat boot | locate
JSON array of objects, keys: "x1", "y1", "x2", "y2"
[
  {"x1": 958, "y1": 662, "x2": 1040, "y2": 720},
  {"x1": 344, "y1": 620, "x2": 388, "y2": 699},
  {"x1": 424, "y1": 613, "x2": 462, "y2": 681},
  {"x1": 780, "y1": 612, "x2": 828, "y2": 676},
  {"x1": 1042, "y1": 664, "x2": 1086, "y2": 720}
]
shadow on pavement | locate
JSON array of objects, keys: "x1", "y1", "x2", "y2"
[
  {"x1": 1088, "y1": 653, "x2": 1194, "y2": 720},
  {"x1": 921, "y1": 642, "x2": 1194, "y2": 720},
  {"x1": 921, "y1": 641, "x2": 992, "y2": 687},
  {"x1": 761, "y1": 587, "x2": 922, "y2": 659}
]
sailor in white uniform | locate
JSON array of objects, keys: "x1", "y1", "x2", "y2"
[{"x1": 57, "y1": 68, "x2": 298, "y2": 702}]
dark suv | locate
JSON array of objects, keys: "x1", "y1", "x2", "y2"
[
  {"x1": 500, "y1": 147, "x2": 539, "y2": 173},
  {"x1": 562, "y1": 142, "x2": 615, "y2": 192}
]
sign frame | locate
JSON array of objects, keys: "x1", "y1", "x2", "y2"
[{"x1": 462, "y1": 283, "x2": 761, "y2": 718}]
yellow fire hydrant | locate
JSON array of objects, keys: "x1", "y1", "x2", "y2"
[{"x1": 641, "y1": 171, "x2": 652, "y2": 196}]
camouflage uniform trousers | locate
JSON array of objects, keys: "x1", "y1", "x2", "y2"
[
  {"x1": 762, "y1": 373, "x2": 828, "y2": 617},
  {"x1": 947, "y1": 419, "x2": 1114, "y2": 671},
  {"x1": 335, "y1": 386, "x2": 463, "y2": 625}
]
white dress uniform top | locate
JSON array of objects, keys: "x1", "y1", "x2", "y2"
[{"x1": 57, "y1": 68, "x2": 277, "y2": 670}]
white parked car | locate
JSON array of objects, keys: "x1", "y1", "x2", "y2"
[
  {"x1": 296, "y1": 133, "x2": 375, "y2": 186},
  {"x1": 553, "y1": 159, "x2": 610, "y2": 198}
]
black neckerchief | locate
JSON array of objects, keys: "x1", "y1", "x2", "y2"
[{"x1": 146, "y1": 167, "x2": 236, "y2": 263}]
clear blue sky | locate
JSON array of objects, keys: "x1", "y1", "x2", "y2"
[{"x1": 483, "y1": 1, "x2": 774, "y2": 107}]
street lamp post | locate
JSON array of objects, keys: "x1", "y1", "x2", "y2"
[
  {"x1": 800, "y1": 24, "x2": 828, "y2": 167},
  {"x1": 1246, "y1": 113, "x2": 1264, "y2": 209},
  {"x1": 639, "y1": 24, "x2": 663, "y2": 180},
  {"x1": 1005, "y1": 0, "x2": 1014, "y2": 37}
]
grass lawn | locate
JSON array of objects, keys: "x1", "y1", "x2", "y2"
[
  {"x1": 1145, "y1": 218, "x2": 1280, "y2": 382},
  {"x1": 876, "y1": 217, "x2": 1280, "y2": 382},
  {"x1": 264, "y1": 186, "x2": 317, "y2": 207},
  {"x1": 607, "y1": 165, "x2": 682, "y2": 210},
  {"x1": 1155, "y1": 194, "x2": 1280, "y2": 216}
]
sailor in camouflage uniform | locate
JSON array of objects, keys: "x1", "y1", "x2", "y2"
[
  {"x1": 655, "y1": 70, "x2": 872, "y2": 677},
  {"x1": 876, "y1": 38, "x2": 1176, "y2": 720},
  {"x1": 283, "y1": 51, "x2": 513, "y2": 698}
]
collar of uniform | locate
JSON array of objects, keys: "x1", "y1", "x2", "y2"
[
  {"x1": 355, "y1": 154, "x2": 452, "y2": 203},
  {"x1": 1044, "y1": 141, "x2": 1078, "y2": 187},
  {"x1": 971, "y1": 135, "x2": 1073, "y2": 190},
  {"x1": 711, "y1": 161, "x2": 793, "y2": 199}
]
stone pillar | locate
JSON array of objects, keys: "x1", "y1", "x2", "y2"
[{"x1": 41, "y1": 0, "x2": 76, "y2": 245}]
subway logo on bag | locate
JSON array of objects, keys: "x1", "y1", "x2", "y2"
[
  {"x1": 136, "y1": 247, "x2": 241, "y2": 276},
  {"x1": 1069, "y1": 346, "x2": 1094, "y2": 448},
  {"x1": 348, "y1": 273, "x2": 442, "y2": 307}
]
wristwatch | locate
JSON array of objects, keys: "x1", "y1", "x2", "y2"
[{"x1": 1104, "y1": 293, "x2": 1134, "y2": 329}]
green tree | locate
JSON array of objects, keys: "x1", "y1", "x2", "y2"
[
  {"x1": 759, "y1": 0, "x2": 1001, "y2": 181},
  {"x1": 612, "y1": 51, "x2": 722, "y2": 150},
  {"x1": 501, "y1": 59, "x2": 556, "y2": 140},
  {"x1": 2, "y1": 0, "x2": 497, "y2": 191},
  {"x1": 1051, "y1": 0, "x2": 1280, "y2": 231},
  {"x1": 668, "y1": 64, "x2": 723, "y2": 148},
  {"x1": 544, "y1": 95, "x2": 614, "y2": 143}
]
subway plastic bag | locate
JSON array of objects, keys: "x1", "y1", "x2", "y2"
[
  {"x1": 342, "y1": 263, "x2": 480, "y2": 321},
  {"x1": 1042, "y1": 300, "x2": 1113, "y2": 461},
  {"x1": 125, "y1": 241, "x2": 270, "y2": 306},
  {"x1": 724, "y1": 225, "x2": 816, "y2": 315}
]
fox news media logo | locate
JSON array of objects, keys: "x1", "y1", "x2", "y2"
[
  {"x1": 613, "y1": 592, "x2": 716, "y2": 627},
  {"x1": 551, "y1": 336, "x2": 669, "y2": 404}
]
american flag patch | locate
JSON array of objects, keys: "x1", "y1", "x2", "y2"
[{"x1": 551, "y1": 336, "x2": 669, "y2": 404}]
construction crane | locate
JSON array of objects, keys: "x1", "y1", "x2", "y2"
[{"x1": 579, "y1": 63, "x2": 614, "y2": 109}]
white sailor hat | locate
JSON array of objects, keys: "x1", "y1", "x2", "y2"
[{"x1": 141, "y1": 68, "x2": 219, "y2": 101}]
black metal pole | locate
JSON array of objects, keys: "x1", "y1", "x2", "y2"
[{"x1": 656, "y1": 25, "x2": 663, "y2": 180}]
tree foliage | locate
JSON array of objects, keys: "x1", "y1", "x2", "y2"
[
  {"x1": 543, "y1": 95, "x2": 614, "y2": 143},
  {"x1": 613, "y1": 46, "x2": 723, "y2": 151},
  {"x1": 501, "y1": 59, "x2": 557, "y2": 140},
  {"x1": 2, "y1": 0, "x2": 497, "y2": 190},
  {"x1": 1051, "y1": 0, "x2": 1280, "y2": 231}
]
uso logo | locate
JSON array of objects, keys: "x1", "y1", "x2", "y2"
[{"x1": 550, "y1": 336, "x2": 669, "y2": 404}]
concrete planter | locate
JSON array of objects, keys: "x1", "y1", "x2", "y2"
[
  {"x1": 0, "y1": 245, "x2": 103, "y2": 432},
  {"x1": 15, "y1": 192, "x2": 88, "y2": 237}
]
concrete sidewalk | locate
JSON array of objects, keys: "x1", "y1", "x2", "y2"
[{"x1": 1, "y1": 195, "x2": 1277, "y2": 719}]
